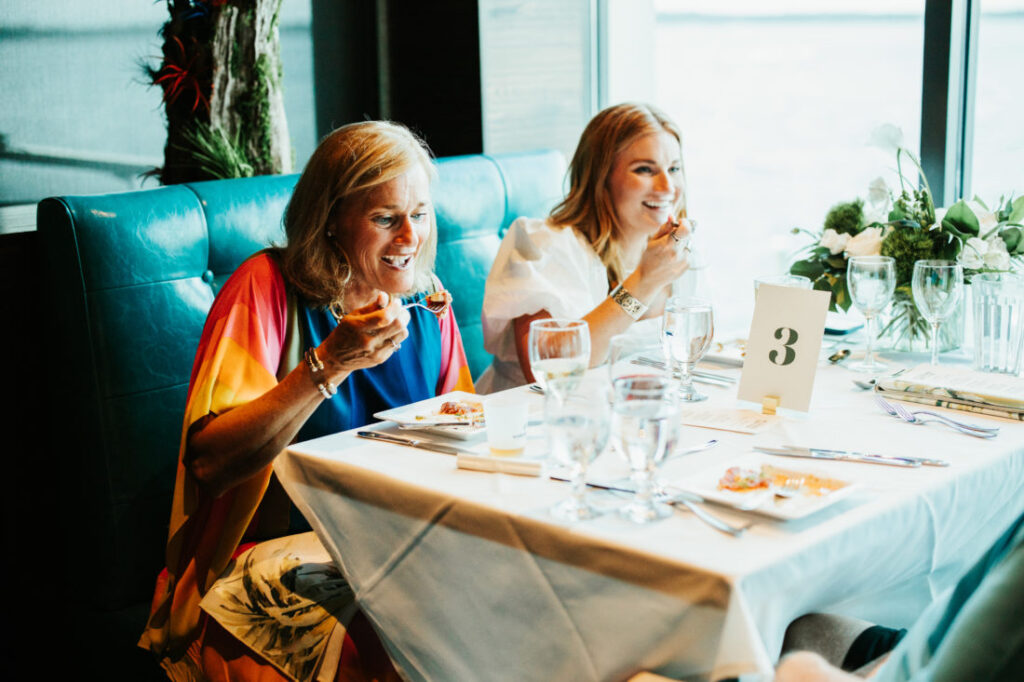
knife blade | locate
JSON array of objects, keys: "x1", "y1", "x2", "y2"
[
  {"x1": 356, "y1": 430, "x2": 465, "y2": 455},
  {"x1": 803, "y1": 446, "x2": 949, "y2": 468},
  {"x1": 548, "y1": 475, "x2": 707, "y2": 504},
  {"x1": 753, "y1": 445, "x2": 924, "y2": 468}
]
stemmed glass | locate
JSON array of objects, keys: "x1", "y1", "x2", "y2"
[
  {"x1": 607, "y1": 333, "x2": 668, "y2": 386},
  {"x1": 846, "y1": 256, "x2": 896, "y2": 373},
  {"x1": 611, "y1": 375, "x2": 680, "y2": 523},
  {"x1": 661, "y1": 298, "x2": 714, "y2": 402},
  {"x1": 912, "y1": 260, "x2": 964, "y2": 365},
  {"x1": 548, "y1": 392, "x2": 611, "y2": 522},
  {"x1": 528, "y1": 319, "x2": 590, "y2": 406}
]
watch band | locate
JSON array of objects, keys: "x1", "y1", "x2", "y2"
[{"x1": 611, "y1": 285, "x2": 648, "y2": 321}]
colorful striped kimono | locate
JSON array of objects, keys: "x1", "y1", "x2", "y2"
[{"x1": 139, "y1": 252, "x2": 472, "y2": 680}]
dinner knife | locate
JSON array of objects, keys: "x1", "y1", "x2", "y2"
[
  {"x1": 753, "y1": 445, "x2": 929, "y2": 468},
  {"x1": 356, "y1": 430, "x2": 466, "y2": 456}
]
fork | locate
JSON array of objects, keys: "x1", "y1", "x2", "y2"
[
  {"x1": 404, "y1": 296, "x2": 451, "y2": 316},
  {"x1": 874, "y1": 395, "x2": 999, "y2": 438}
]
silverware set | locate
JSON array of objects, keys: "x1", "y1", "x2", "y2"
[
  {"x1": 874, "y1": 395, "x2": 999, "y2": 438},
  {"x1": 630, "y1": 357, "x2": 737, "y2": 387}
]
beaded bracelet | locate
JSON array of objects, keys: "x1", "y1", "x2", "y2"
[{"x1": 304, "y1": 347, "x2": 337, "y2": 399}]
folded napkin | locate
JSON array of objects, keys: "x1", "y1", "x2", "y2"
[
  {"x1": 703, "y1": 338, "x2": 745, "y2": 368},
  {"x1": 456, "y1": 453, "x2": 543, "y2": 477},
  {"x1": 875, "y1": 364, "x2": 1024, "y2": 421}
]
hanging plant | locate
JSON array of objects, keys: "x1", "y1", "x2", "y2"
[{"x1": 148, "y1": 0, "x2": 291, "y2": 184}]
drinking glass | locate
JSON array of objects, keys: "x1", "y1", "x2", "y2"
[
  {"x1": 548, "y1": 392, "x2": 611, "y2": 522},
  {"x1": 912, "y1": 260, "x2": 964, "y2": 366},
  {"x1": 972, "y1": 273, "x2": 1024, "y2": 375},
  {"x1": 607, "y1": 333, "x2": 668, "y2": 387},
  {"x1": 527, "y1": 319, "x2": 590, "y2": 406},
  {"x1": 661, "y1": 298, "x2": 714, "y2": 402},
  {"x1": 612, "y1": 375, "x2": 680, "y2": 523},
  {"x1": 753, "y1": 274, "x2": 812, "y2": 297},
  {"x1": 846, "y1": 256, "x2": 896, "y2": 373}
]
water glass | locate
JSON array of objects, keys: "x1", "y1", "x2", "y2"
[
  {"x1": 912, "y1": 260, "x2": 964, "y2": 366},
  {"x1": 611, "y1": 375, "x2": 680, "y2": 524},
  {"x1": 548, "y1": 393, "x2": 611, "y2": 522},
  {"x1": 753, "y1": 274, "x2": 812, "y2": 297},
  {"x1": 527, "y1": 319, "x2": 590, "y2": 405},
  {"x1": 662, "y1": 298, "x2": 714, "y2": 402},
  {"x1": 847, "y1": 256, "x2": 896, "y2": 373},
  {"x1": 972, "y1": 272, "x2": 1024, "y2": 375}
]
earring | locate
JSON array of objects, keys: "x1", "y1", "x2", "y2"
[{"x1": 326, "y1": 229, "x2": 334, "y2": 238}]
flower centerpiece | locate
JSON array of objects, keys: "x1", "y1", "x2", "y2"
[{"x1": 789, "y1": 142, "x2": 1024, "y2": 352}]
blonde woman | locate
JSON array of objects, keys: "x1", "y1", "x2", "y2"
[
  {"x1": 140, "y1": 121, "x2": 471, "y2": 681},
  {"x1": 479, "y1": 102, "x2": 700, "y2": 393}
]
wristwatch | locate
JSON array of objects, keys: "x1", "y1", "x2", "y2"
[{"x1": 611, "y1": 285, "x2": 648, "y2": 321}]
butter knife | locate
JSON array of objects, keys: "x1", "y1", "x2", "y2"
[
  {"x1": 356, "y1": 430, "x2": 466, "y2": 456},
  {"x1": 754, "y1": 445, "x2": 931, "y2": 468}
]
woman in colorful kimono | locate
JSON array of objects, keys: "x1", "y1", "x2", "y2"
[{"x1": 139, "y1": 121, "x2": 473, "y2": 681}]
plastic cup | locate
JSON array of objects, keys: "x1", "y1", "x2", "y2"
[{"x1": 484, "y1": 395, "x2": 529, "y2": 456}]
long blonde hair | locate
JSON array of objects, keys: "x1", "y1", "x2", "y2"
[
  {"x1": 549, "y1": 102, "x2": 686, "y2": 285},
  {"x1": 279, "y1": 121, "x2": 438, "y2": 307}
]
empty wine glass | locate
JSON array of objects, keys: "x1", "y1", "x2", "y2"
[
  {"x1": 607, "y1": 333, "x2": 668, "y2": 387},
  {"x1": 612, "y1": 375, "x2": 680, "y2": 523},
  {"x1": 846, "y1": 256, "x2": 896, "y2": 373},
  {"x1": 548, "y1": 392, "x2": 611, "y2": 522},
  {"x1": 662, "y1": 298, "x2": 714, "y2": 402},
  {"x1": 528, "y1": 319, "x2": 590, "y2": 406},
  {"x1": 912, "y1": 260, "x2": 964, "y2": 365}
]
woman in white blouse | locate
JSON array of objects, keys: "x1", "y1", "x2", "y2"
[{"x1": 478, "y1": 102, "x2": 701, "y2": 393}]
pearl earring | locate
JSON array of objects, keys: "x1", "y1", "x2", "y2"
[{"x1": 326, "y1": 230, "x2": 334, "y2": 238}]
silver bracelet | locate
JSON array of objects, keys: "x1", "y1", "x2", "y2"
[
  {"x1": 610, "y1": 285, "x2": 648, "y2": 321},
  {"x1": 305, "y1": 348, "x2": 337, "y2": 399}
]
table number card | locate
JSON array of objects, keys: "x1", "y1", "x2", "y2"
[{"x1": 737, "y1": 284, "x2": 831, "y2": 412}]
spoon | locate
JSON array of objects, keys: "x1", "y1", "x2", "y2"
[
  {"x1": 828, "y1": 348, "x2": 850, "y2": 364},
  {"x1": 852, "y1": 378, "x2": 876, "y2": 390}
]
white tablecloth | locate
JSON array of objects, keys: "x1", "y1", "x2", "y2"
[{"x1": 275, "y1": 356, "x2": 1024, "y2": 682}]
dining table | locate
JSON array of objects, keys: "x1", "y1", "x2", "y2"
[{"x1": 274, "y1": 343, "x2": 1024, "y2": 682}]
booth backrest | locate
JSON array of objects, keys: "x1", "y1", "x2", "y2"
[{"x1": 38, "y1": 149, "x2": 565, "y2": 618}]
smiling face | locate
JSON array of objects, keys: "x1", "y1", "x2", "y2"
[
  {"x1": 607, "y1": 130, "x2": 684, "y2": 244},
  {"x1": 334, "y1": 164, "x2": 432, "y2": 309}
]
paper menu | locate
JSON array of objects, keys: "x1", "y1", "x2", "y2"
[
  {"x1": 678, "y1": 407, "x2": 776, "y2": 435},
  {"x1": 886, "y1": 365, "x2": 1024, "y2": 408}
]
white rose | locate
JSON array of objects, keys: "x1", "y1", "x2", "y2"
[
  {"x1": 959, "y1": 237, "x2": 988, "y2": 269},
  {"x1": 867, "y1": 124, "x2": 905, "y2": 155},
  {"x1": 969, "y1": 201, "x2": 999, "y2": 233},
  {"x1": 983, "y1": 236, "x2": 1011, "y2": 270},
  {"x1": 844, "y1": 227, "x2": 884, "y2": 257},
  {"x1": 819, "y1": 228, "x2": 850, "y2": 255}
]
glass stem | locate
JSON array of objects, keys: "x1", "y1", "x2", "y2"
[
  {"x1": 864, "y1": 314, "x2": 875, "y2": 366},
  {"x1": 931, "y1": 322, "x2": 941, "y2": 365},
  {"x1": 571, "y1": 461, "x2": 586, "y2": 507}
]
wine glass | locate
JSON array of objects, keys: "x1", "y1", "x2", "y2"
[
  {"x1": 661, "y1": 298, "x2": 714, "y2": 402},
  {"x1": 846, "y1": 256, "x2": 896, "y2": 373},
  {"x1": 611, "y1": 375, "x2": 680, "y2": 523},
  {"x1": 753, "y1": 274, "x2": 812, "y2": 297},
  {"x1": 607, "y1": 333, "x2": 669, "y2": 387},
  {"x1": 527, "y1": 319, "x2": 590, "y2": 406},
  {"x1": 912, "y1": 260, "x2": 964, "y2": 365},
  {"x1": 548, "y1": 392, "x2": 611, "y2": 522}
]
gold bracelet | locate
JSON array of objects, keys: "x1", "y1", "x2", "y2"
[{"x1": 304, "y1": 348, "x2": 336, "y2": 399}]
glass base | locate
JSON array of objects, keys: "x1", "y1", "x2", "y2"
[
  {"x1": 620, "y1": 500, "x2": 673, "y2": 523},
  {"x1": 551, "y1": 497, "x2": 602, "y2": 522},
  {"x1": 678, "y1": 386, "x2": 708, "y2": 402},
  {"x1": 848, "y1": 356, "x2": 890, "y2": 374}
]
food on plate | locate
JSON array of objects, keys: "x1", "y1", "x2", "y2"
[
  {"x1": 718, "y1": 464, "x2": 847, "y2": 497},
  {"x1": 416, "y1": 399, "x2": 484, "y2": 422}
]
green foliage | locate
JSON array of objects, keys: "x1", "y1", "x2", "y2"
[
  {"x1": 170, "y1": 122, "x2": 254, "y2": 180},
  {"x1": 941, "y1": 200, "x2": 981, "y2": 240},
  {"x1": 880, "y1": 225, "x2": 939, "y2": 284},
  {"x1": 823, "y1": 199, "x2": 865, "y2": 235}
]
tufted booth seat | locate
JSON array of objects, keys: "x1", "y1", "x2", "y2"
[{"x1": 37, "y1": 149, "x2": 564, "y2": 673}]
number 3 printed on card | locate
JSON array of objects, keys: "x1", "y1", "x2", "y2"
[{"x1": 769, "y1": 327, "x2": 798, "y2": 366}]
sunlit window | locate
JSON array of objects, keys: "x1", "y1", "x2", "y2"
[{"x1": 652, "y1": 0, "x2": 925, "y2": 334}]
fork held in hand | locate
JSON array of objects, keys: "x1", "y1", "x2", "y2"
[{"x1": 874, "y1": 395, "x2": 999, "y2": 438}]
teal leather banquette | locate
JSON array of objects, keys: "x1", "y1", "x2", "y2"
[{"x1": 38, "y1": 149, "x2": 564, "y2": 673}]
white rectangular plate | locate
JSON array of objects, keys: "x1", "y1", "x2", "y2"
[
  {"x1": 373, "y1": 391, "x2": 485, "y2": 441},
  {"x1": 671, "y1": 453, "x2": 858, "y2": 521}
]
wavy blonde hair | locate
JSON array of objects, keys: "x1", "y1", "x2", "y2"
[
  {"x1": 549, "y1": 102, "x2": 686, "y2": 286},
  {"x1": 278, "y1": 121, "x2": 438, "y2": 307}
]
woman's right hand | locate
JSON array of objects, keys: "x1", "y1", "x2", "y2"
[
  {"x1": 318, "y1": 292, "x2": 410, "y2": 382},
  {"x1": 630, "y1": 219, "x2": 692, "y2": 295}
]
